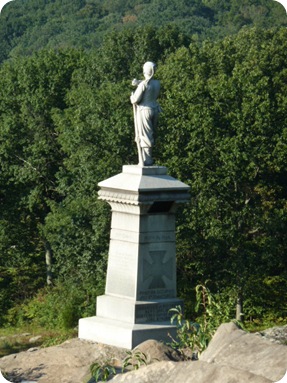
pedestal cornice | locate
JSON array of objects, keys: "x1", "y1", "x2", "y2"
[{"x1": 98, "y1": 165, "x2": 190, "y2": 206}]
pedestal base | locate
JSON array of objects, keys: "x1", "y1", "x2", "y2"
[
  {"x1": 78, "y1": 316, "x2": 177, "y2": 349},
  {"x1": 78, "y1": 166, "x2": 190, "y2": 350}
]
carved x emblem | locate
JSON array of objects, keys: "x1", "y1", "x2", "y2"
[{"x1": 143, "y1": 250, "x2": 173, "y2": 289}]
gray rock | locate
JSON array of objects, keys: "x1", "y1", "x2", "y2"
[
  {"x1": 259, "y1": 325, "x2": 287, "y2": 344},
  {"x1": 134, "y1": 339, "x2": 183, "y2": 363},
  {"x1": 27, "y1": 347, "x2": 40, "y2": 352},
  {"x1": 110, "y1": 323, "x2": 287, "y2": 383},
  {"x1": 1, "y1": 323, "x2": 286, "y2": 383},
  {"x1": 29, "y1": 336, "x2": 42, "y2": 343},
  {"x1": 109, "y1": 360, "x2": 272, "y2": 383},
  {"x1": 0, "y1": 339, "x2": 127, "y2": 383},
  {"x1": 200, "y1": 322, "x2": 287, "y2": 382}
]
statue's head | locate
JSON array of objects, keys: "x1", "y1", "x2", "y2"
[{"x1": 143, "y1": 62, "x2": 156, "y2": 79}]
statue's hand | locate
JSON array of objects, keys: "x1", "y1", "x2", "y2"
[{"x1": 132, "y1": 79, "x2": 141, "y2": 86}]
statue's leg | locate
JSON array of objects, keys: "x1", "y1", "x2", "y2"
[
  {"x1": 140, "y1": 109, "x2": 154, "y2": 166},
  {"x1": 142, "y1": 147, "x2": 153, "y2": 166}
]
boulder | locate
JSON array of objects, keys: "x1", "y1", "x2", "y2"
[
  {"x1": 0, "y1": 323, "x2": 286, "y2": 383},
  {"x1": 134, "y1": 339, "x2": 183, "y2": 363},
  {"x1": 109, "y1": 360, "x2": 273, "y2": 383},
  {"x1": 200, "y1": 322, "x2": 287, "y2": 382},
  {"x1": 110, "y1": 322, "x2": 287, "y2": 383},
  {"x1": 259, "y1": 325, "x2": 287, "y2": 345},
  {"x1": 0, "y1": 338, "x2": 127, "y2": 383}
]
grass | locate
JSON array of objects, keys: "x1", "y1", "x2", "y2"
[
  {"x1": 0, "y1": 326, "x2": 77, "y2": 357},
  {"x1": 0, "y1": 317, "x2": 286, "y2": 359},
  {"x1": 244, "y1": 317, "x2": 287, "y2": 333}
]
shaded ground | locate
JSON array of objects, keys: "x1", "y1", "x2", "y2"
[{"x1": 0, "y1": 329, "x2": 77, "y2": 358}]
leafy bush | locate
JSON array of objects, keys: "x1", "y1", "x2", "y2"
[
  {"x1": 4, "y1": 279, "x2": 102, "y2": 330},
  {"x1": 169, "y1": 283, "x2": 239, "y2": 357},
  {"x1": 122, "y1": 350, "x2": 148, "y2": 371},
  {"x1": 90, "y1": 360, "x2": 116, "y2": 382},
  {"x1": 89, "y1": 349, "x2": 148, "y2": 382}
]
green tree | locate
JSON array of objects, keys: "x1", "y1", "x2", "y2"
[
  {"x1": 39, "y1": 26, "x2": 193, "y2": 314},
  {"x1": 1, "y1": 0, "x2": 286, "y2": 64},
  {"x1": 0, "y1": 25, "x2": 193, "y2": 325},
  {"x1": 1, "y1": 22, "x2": 287, "y2": 329},
  {"x1": 158, "y1": 27, "x2": 287, "y2": 321},
  {"x1": 0, "y1": 49, "x2": 82, "y2": 321},
  {"x1": 44, "y1": 61, "x2": 135, "y2": 285}
]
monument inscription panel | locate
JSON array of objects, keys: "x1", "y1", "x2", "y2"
[
  {"x1": 135, "y1": 302, "x2": 174, "y2": 323},
  {"x1": 106, "y1": 242, "x2": 137, "y2": 298}
]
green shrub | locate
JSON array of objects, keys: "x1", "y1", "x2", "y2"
[
  {"x1": 122, "y1": 350, "x2": 148, "y2": 371},
  {"x1": 169, "y1": 283, "x2": 238, "y2": 357},
  {"x1": 4, "y1": 279, "x2": 101, "y2": 330},
  {"x1": 90, "y1": 360, "x2": 116, "y2": 382}
]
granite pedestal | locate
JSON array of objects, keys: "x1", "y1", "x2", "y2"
[{"x1": 79, "y1": 165, "x2": 190, "y2": 349}]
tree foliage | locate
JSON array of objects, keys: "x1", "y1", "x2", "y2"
[
  {"x1": 157, "y1": 27, "x2": 287, "y2": 319},
  {"x1": 0, "y1": 0, "x2": 286, "y2": 63},
  {"x1": 0, "y1": 25, "x2": 287, "y2": 327},
  {"x1": 0, "y1": 49, "x2": 83, "y2": 322}
]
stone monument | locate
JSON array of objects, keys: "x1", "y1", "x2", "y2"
[{"x1": 78, "y1": 63, "x2": 190, "y2": 349}]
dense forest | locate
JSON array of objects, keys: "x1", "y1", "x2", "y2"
[
  {"x1": 0, "y1": 0, "x2": 287, "y2": 331},
  {"x1": 0, "y1": 0, "x2": 287, "y2": 63}
]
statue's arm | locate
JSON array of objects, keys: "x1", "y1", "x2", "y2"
[{"x1": 130, "y1": 82, "x2": 145, "y2": 104}]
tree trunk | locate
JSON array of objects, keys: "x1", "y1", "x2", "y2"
[
  {"x1": 45, "y1": 241, "x2": 53, "y2": 285},
  {"x1": 236, "y1": 294, "x2": 244, "y2": 322}
]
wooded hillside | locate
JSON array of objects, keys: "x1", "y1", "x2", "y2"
[
  {"x1": 0, "y1": 1, "x2": 286, "y2": 332},
  {"x1": 0, "y1": 0, "x2": 286, "y2": 63}
]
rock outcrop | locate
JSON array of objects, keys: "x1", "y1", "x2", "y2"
[
  {"x1": 200, "y1": 322, "x2": 287, "y2": 382},
  {"x1": 0, "y1": 322, "x2": 286, "y2": 383},
  {"x1": 109, "y1": 360, "x2": 273, "y2": 383},
  {"x1": 0, "y1": 339, "x2": 127, "y2": 383},
  {"x1": 110, "y1": 323, "x2": 287, "y2": 383}
]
